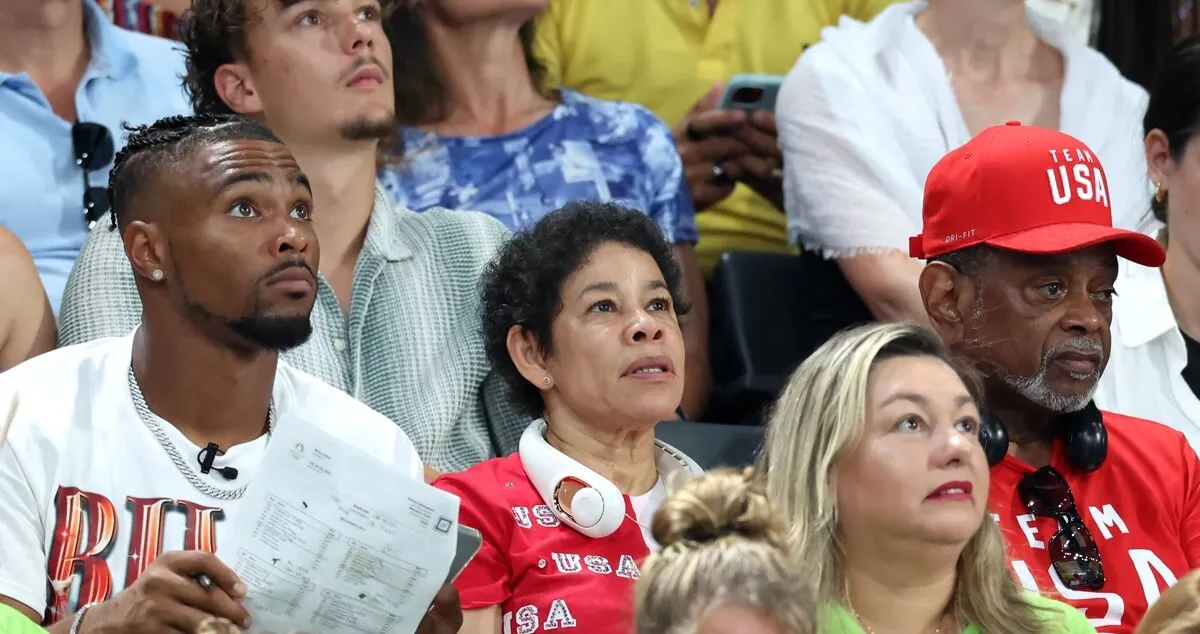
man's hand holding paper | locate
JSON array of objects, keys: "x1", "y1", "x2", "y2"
[{"x1": 219, "y1": 415, "x2": 463, "y2": 634}]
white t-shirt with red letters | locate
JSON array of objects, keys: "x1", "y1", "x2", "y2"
[{"x1": 0, "y1": 332, "x2": 422, "y2": 624}]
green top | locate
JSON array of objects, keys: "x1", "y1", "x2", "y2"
[
  {"x1": 823, "y1": 594, "x2": 1096, "y2": 633},
  {"x1": 0, "y1": 604, "x2": 42, "y2": 634}
]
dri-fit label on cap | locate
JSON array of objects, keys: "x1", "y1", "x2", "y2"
[
  {"x1": 943, "y1": 229, "x2": 978, "y2": 246},
  {"x1": 1046, "y1": 147, "x2": 1110, "y2": 209}
]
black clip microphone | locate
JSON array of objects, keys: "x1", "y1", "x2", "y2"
[{"x1": 197, "y1": 443, "x2": 239, "y2": 480}]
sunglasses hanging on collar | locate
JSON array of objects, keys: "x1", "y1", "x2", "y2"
[
  {"x1": 1017, "y1": 466, "x2": 1106, "y2": 590},
  {"x1": 72, "y1": 122, "x2": 115, "y2": 229}
]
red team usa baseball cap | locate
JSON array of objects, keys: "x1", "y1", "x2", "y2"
[{"x1": 909, "y1": 121, "x2": 1165, "y2": 267}]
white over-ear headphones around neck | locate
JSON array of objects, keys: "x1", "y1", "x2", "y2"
[{"x1": 518, "y1": 418, "x2": 703, "y2": 539}]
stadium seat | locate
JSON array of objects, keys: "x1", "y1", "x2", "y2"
[
  {"x1": 705, "y1": 250, "x2": 873, "y2": 424},
  {"x1": 655, "y1": 420, "x2": 763, "y2": 470}
]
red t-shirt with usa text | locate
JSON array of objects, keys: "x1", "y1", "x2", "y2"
[
  {"x1": 434, "y1": 453, "x2": 657, "y2": 634},
  {"x1": 989, "y1": 411, "x2": 1200, "y2": 634}
]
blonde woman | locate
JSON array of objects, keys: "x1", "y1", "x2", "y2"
[
  {"x1": 759, "y1": 323, "x2": 1093, "y2": 634},
  {"x1": 1133, "y1": 569, "x2": 1200, "y2": 633},
  {"x1": 636, "y1": 468, "x2": 815, "y2": 634}
]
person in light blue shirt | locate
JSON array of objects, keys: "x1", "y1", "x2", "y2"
[
  {"x1": 0, "y1": 0, "x2": 189, "y2": 313},
  {"x1": 378, "y1": 2, "x2": 710, "y2": 418}
]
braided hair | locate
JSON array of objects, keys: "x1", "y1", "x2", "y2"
[{"x1": 107, "y1": 114, "x2": 282, "y2": 231}]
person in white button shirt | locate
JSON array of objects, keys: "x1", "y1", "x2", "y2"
[
  {"x1": 1026, "y1": 0, "x2": 1098, "y2": 45},
  {"x1": 0, "y1": 114, "x2": 461, "y2": 634},
  {"x1": 777, "y1": 0, "x2": 1151, "y2": 328},
  {"x1": 1096, "y1": 35, "x2": 1200, "y2": 451}
]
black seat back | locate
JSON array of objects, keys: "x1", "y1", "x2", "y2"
[
  {"x1": 706, "y1": 250, "x2": 873, "y2": 424},
  {"x1": 655, "y1": 420, "x2": 763, "y2": 470}
]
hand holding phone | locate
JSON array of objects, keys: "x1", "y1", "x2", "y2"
[
  {"x1": 710, "y1": 76, "x2": 785, "y2": 208},
  {"x1": 445, "y1": 524, "x2": 483, "y2": 584},
  {"x1": 674, "y1": 76, "x2": 785, "y2": 210},
  {"x1": 716, "y1": 74, "x2": 784, "y2": 113},
  {"x1": 673, "y1": 84, "x2": 748, "y2": 209},
  {"x1": 417, "y1": 584, "x2": 462, "y2": 634},
  {"x1": 411, "y1": 525, "x2": 479, "y2": 634}
]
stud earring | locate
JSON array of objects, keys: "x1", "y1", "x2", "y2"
[
  {"x1": 1154, "y1": 181, "x2": 1167, "y2": 204},
  {"x1": 151, "y1": 269, "x2": 164, "y2": 281},
  {"x1": 541, "y1": 377, "x2": 552, "y2": 387}
]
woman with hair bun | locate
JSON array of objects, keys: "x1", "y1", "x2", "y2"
[{"x1": 636, "y1": 467, "x2": 815, "y2": 634}]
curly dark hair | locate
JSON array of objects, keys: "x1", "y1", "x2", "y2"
[
  {"x1": 178, "y1": 0, "x2": 399, "y2": 116},
  {"x1": 178, "y1": 0, "x2": 249, "y2": 116},
  {"x1": 107, "y1": 114, "x2": 282, "y2": 231},
  {"x1": 385, "y1": 7, "x2": 547, "y2": 127},
  {"x1": 480, "y1": 201, "x2": 691, "y2": 418}
]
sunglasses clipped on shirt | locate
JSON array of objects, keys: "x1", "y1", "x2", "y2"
[
  {"x1": 1017, "y1": 465, "x2": 1105, "y2": 590},
  {"x1": 72, "y1": 121, "x2": 115, "y2": 228}
]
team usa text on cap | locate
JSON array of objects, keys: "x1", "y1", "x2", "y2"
[{"x1": 1046, "y1": 147, "x2": 1109, "y2": 209}]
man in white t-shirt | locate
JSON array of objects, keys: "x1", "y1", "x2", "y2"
[{"x1": 0, "y1": 114, "x2": 461, "y2": 634}]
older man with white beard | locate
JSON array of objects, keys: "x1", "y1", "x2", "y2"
[{"x1": 912, "y1": 122, "x2": 1200, "y2": 634}]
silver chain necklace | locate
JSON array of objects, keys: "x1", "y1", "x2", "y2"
[{"x1": 127, "y1": 366, "x2": 275, "y2": 501}]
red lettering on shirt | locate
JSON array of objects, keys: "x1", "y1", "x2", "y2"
[
  {"x1": 46, "y1": 487, "x2": 118, "y2": 622},
  {"x1": 44, "y1": 486, "x2": 226, "y2": 623},
  {"x1": 178, "y1": 499, "x2": 222, "y2": 553},
  {"x1": 124, "y1": 497, "x2": 174, "y2": 585}
]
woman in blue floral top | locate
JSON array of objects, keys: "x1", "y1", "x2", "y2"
[{"x1": 379, "y1": 1, "x2": 710, "y2": 417}]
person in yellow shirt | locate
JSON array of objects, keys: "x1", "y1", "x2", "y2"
[{"x1": 534, "y1": 0, "x2": 901, "y2": 276}]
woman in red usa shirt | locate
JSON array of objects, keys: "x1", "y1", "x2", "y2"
[
  {"x1": 434, "y1": 202, "x2": 703, "y2": 634},
  {"x1": 912, "y1": 122, "x2": 1200, "y2": 633}
]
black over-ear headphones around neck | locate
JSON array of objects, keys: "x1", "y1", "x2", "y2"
[{"x1": 979, "y1": 401, "x2": 1107, "y2": 472}]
